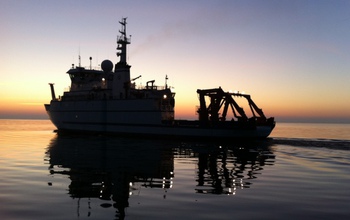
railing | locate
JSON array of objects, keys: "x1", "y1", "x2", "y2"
[
  {"x1": 117, "y1": 35, "x2": 130, "y2": 44},
  {"x1": 70, "y1": 65, "x2": 102, "y2": 70},
  {"x1": 135, "y1": 85, "x2": 173, "y2": 90}
]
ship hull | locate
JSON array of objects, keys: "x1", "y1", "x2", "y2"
[{"x1": 45, "y1": 100, "x2": 275, "y2": 139}]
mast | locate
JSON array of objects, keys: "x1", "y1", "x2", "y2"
[
  {"x1": 116, "y1": 17, "x2": 130, "y2": 65},
  {"x1": 113, "y1": 18, "x2": 131, "y2": 99}
]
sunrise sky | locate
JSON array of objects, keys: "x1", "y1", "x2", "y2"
[{"x1": 1, "y1": 0, "x2": 350, "y2": 123}]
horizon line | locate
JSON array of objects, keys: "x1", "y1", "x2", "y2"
[{"x1": 1, "y1": 116, "x2": 349, "y2": 124}]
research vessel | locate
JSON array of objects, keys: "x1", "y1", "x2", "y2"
[{"x1": 44, "y1": 18, "x2": 275, "y2": 139}]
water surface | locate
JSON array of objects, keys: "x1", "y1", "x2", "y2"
[{"x1": 0, "y1": 120, "x2": 350, "y2": 219}]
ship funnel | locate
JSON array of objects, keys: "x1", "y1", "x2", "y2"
[{"x1": 49, "y1": 83, "x2": 56, "y2": 100}]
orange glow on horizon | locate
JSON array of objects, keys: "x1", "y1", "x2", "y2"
[
  {"x1": 0, "y1": 101, "x2": 47, "y2": 119},
  {"x1": 1, "y1": 95, "x2": 350, "y2": 122}
]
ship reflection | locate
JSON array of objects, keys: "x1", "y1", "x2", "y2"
[
  {"x1": 46, "y1": 135, "x2": 275, "y2": 219},
  {"x1": 46, "y1": 135, "x2": 175, "y2": 219},
  {"x1": 191, "y1": 144, "x2": 275, "y2": 195}
]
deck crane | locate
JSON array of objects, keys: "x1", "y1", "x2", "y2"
[{"x1": 196, "y1": 87, "x2": 270, "y2": 127}]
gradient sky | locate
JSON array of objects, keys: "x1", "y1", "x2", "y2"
[{"x1": 1, "y1": 0, "x2": 350, "y2": 123}]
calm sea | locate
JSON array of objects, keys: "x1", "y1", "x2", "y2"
[{"x1": 0, "y1": 119, "x2": 350, "y2": 220}]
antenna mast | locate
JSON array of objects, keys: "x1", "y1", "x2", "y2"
[
  {"x1": 165, "y1": 75, "x2": 168, "y2": 89},
  {"x1": 116, "y1": 17, "x2": 130, "y2": 64},
  {"x1": 78, "y1": 47, "x2": 81, "y2": 67}
]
